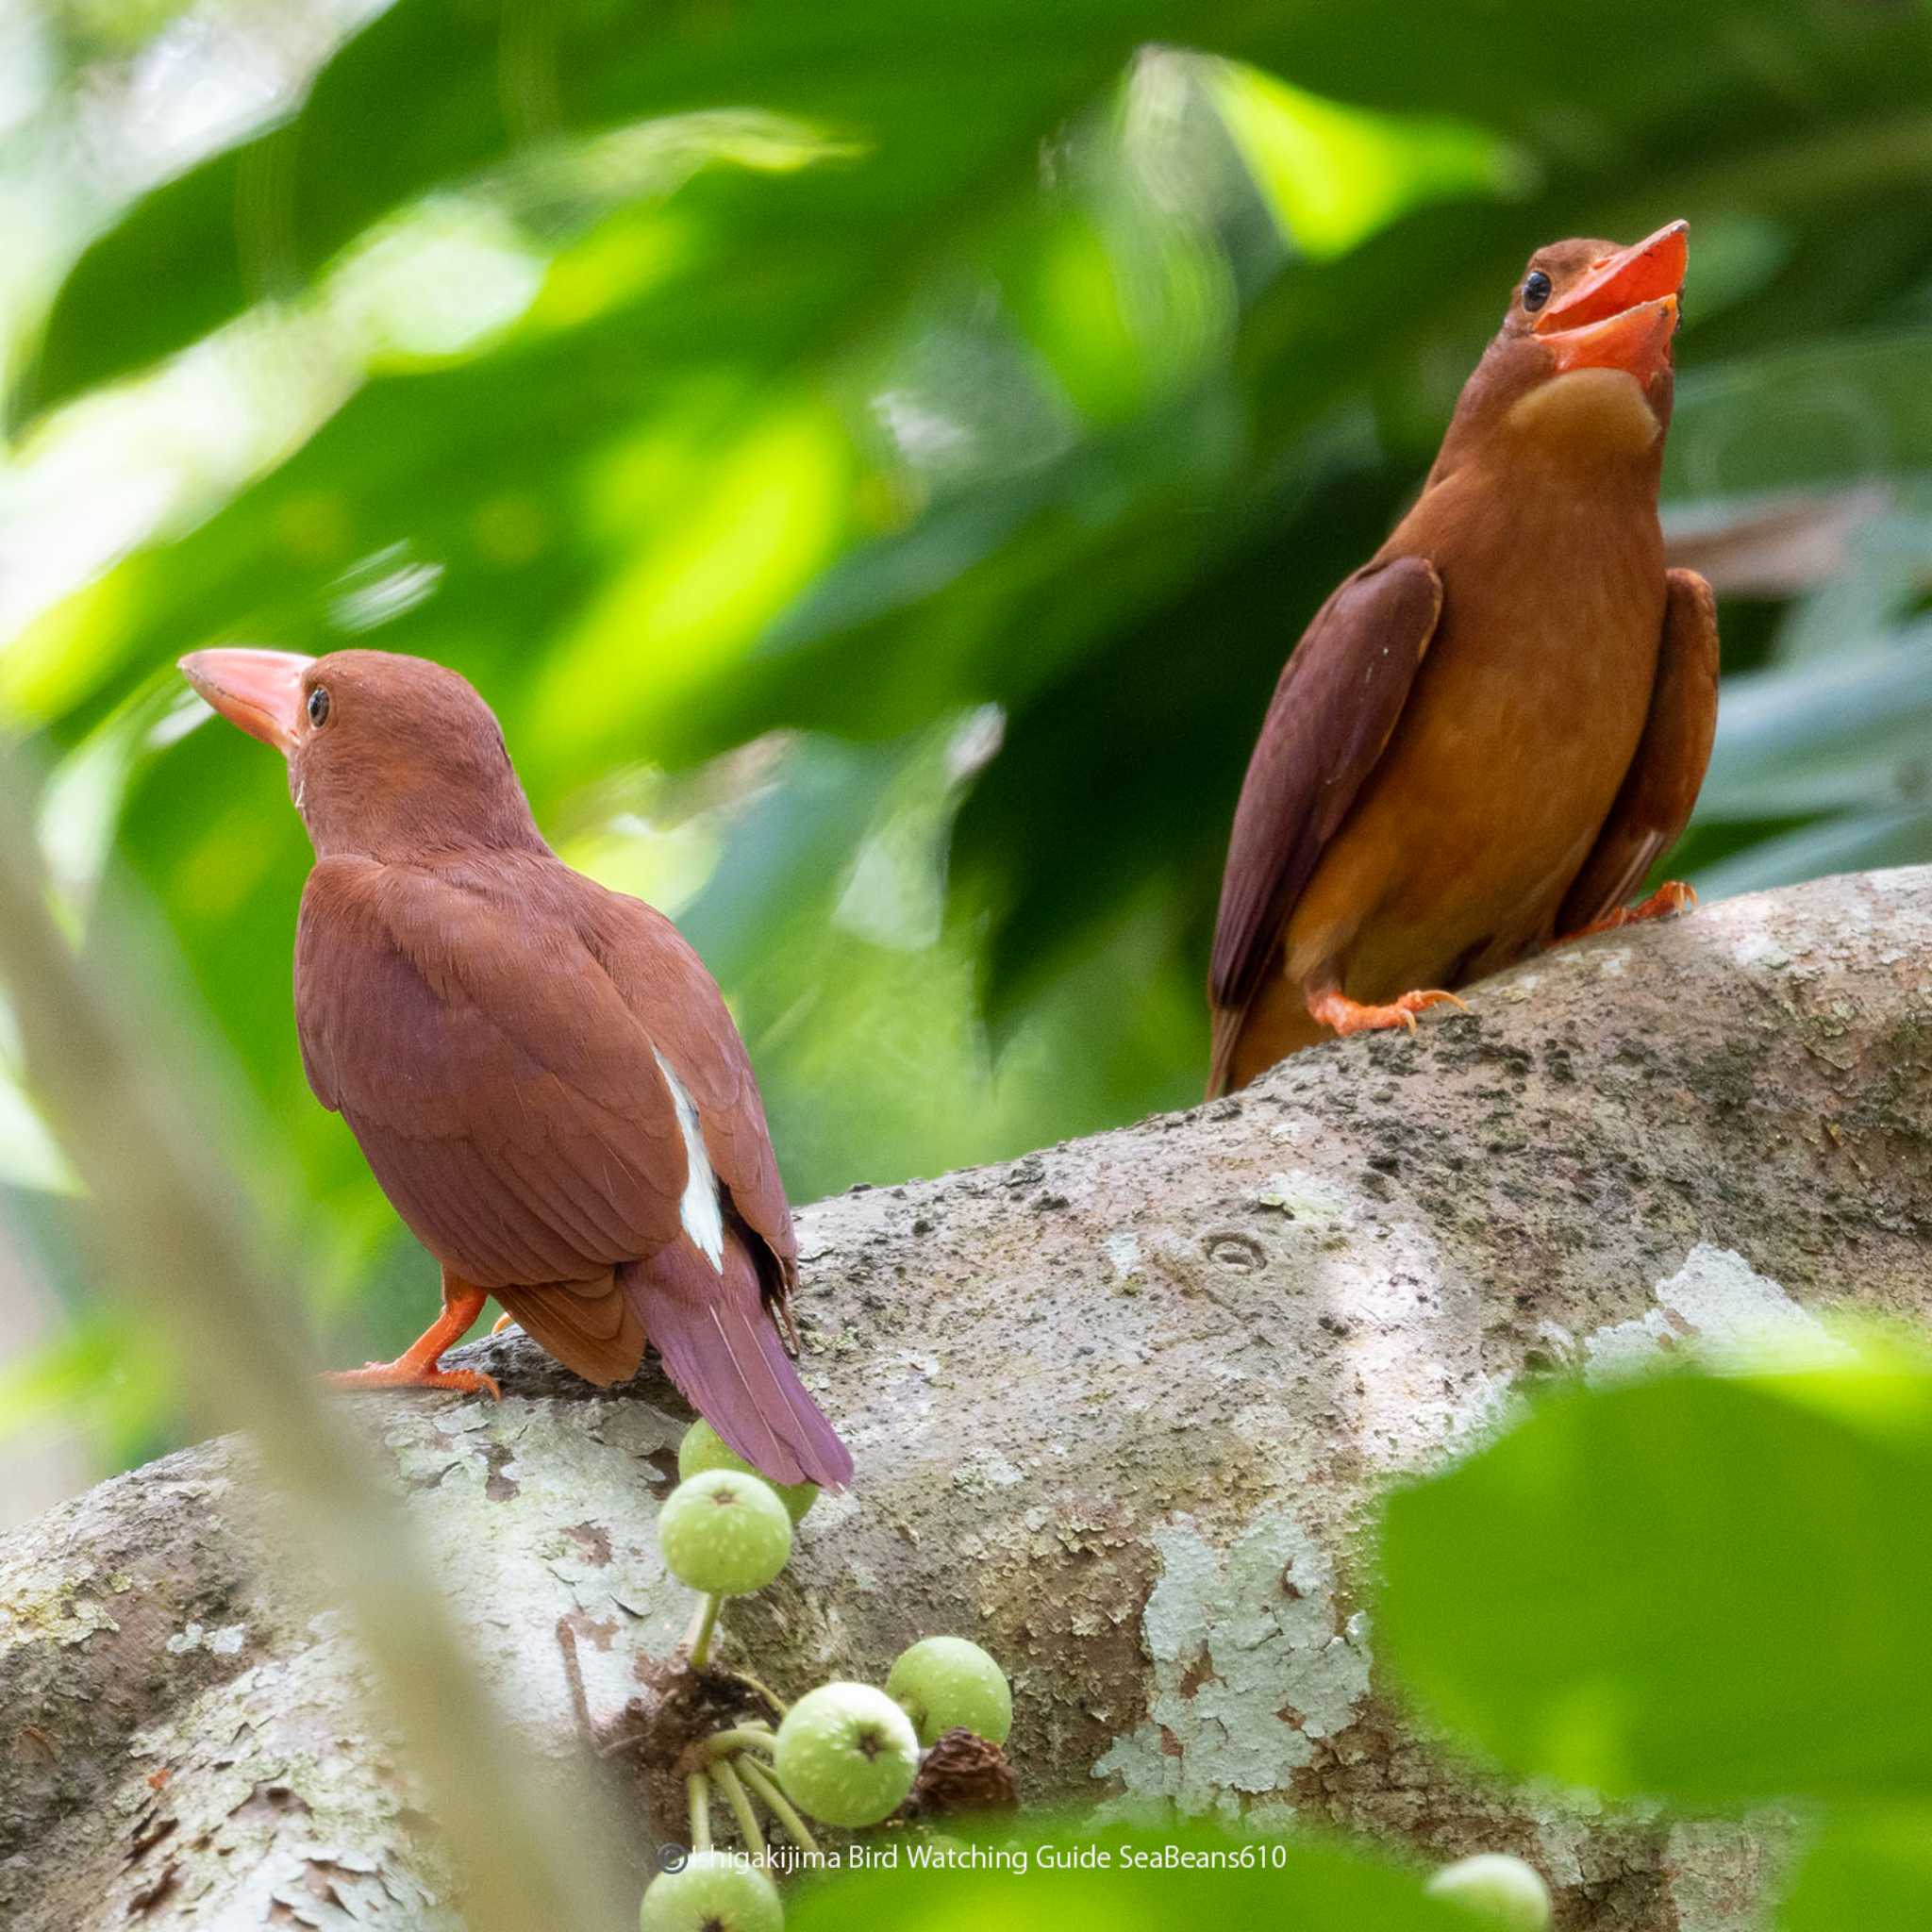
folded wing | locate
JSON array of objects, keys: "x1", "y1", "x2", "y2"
[
  {"x1": 1557, "y1": 568, "x2": 1719, "y2": 934},
  {"x1": 1208, "y1": 556, "x2": 1443, "y2": 1095},
  {"x1": 295, "y1": 855, "x2": 849, "y2": 1485}
]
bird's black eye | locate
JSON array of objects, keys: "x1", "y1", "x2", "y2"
[
  {"x1": 307, "y1": 686, "x2": 331, "y2": 728},
  {"x1": 1522, "y1": 269, "x2": 1553, "y2": 313}
]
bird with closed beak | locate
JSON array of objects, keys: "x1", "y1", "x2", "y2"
[
  {"x1": 1208, "y1": 221, "x2": 1717, "y2": 1095},
  {"x1": 177, "y1": 645, "x2": 853, "y2": 1490}
]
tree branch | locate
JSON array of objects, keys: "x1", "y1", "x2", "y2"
[{"x1": 3, "y1": 867, "x2": 1926, "y2": 1930}]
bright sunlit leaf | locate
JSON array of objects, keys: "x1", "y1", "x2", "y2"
[
  {"x1": 1208, "y1": 61, "x2": 1521, "y2": 259},
  {"x1": 531, "y1": 397, "x2": 855, "y2": 765}
]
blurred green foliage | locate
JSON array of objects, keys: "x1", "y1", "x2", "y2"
[
  {"x1": 1780, "y1": 1809, "x2": 1932, "y2": 1929},
  {"x1": 1379, "y1": 1343, "x2": 1932, "y2": 1927},
  {"x1": 1380, "y1": 1354, "x2": 1932, "y2": 1804},
  {"x1": 2, "y1": 0, "x2": 1930, "y2": 1473}
]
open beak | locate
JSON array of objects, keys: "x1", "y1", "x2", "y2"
[
  {"x1": 178, "y1": 648, "x2": 314, "y2": 756},
  {"x1": 1533, "y1": 220, "x2": 1687, "y2": 382}
]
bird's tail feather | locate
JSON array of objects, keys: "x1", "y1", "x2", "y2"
[
  {"x1": 1208, "y1": 976, "x2": 1330, "y2": 1094},
  {"x1": 1206, "y1": 1001, "x2": 1248, "y2": 1099},
  {"x1": 625, "y1": 1235, "x2": 853, "y2": 1491}
]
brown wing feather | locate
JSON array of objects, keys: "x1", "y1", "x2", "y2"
[
  {"x1": 296, "y1": 849, "x2": 841, "y2": 1469},
  {"x1": 590, "y1": 893, "x2": 801, "y2": 1310},
  {"x1": 493, "y1": 1272, "x2": 647, "y2": 1386},
  {"x1": 574, "y1": 895, "x2": 847, "y2": 1481},
  {"x1": 294, "y1": 854, "x2": 691, "y2": 1292},
  {"x1": 1557, "y1": 568, "x2": 1719, "y2": 934},
  {"x1": 1208, "y1": 555, "x2": 1442, "y2": 1094}
]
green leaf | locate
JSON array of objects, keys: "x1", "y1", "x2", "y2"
[
  {"x1": 1696, "y1": 632, "x2": 1932, "y2": 821},
  {"x1": 1210, "y1": 62, "x2": 1517, "y2": 260},
  {"x1": 952, "y1": 444, "x2": 1407, "y2": 1025},
  {"x1": 0, "y1": 1320, "x2": 125, "y2": 1441},
  {"x1": 22, "y1": 0, "x2": 1203, "y2": 417},
  {"x1": 785, "y1": 1821, "x2": 1468, "y2": 1931},
  {"x1": 1779, "y1": 1811, "x2": 1932, "y2": 1931},
  {"x1": 676, "y1": 735, "x2": 901, "y2": 986},
  {"x1": 1693, "y1": 810, "x2": 1932, "y2": 904},
  {"x1": 1377, "y1": 1362, "x2": 1932, "y2": 1807}
]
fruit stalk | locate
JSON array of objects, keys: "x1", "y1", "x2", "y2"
[
  {"x1": 703, "y1": 1726, "x2": 781, "y2": 1762},
  {"x1": 711, "y1": 1757, "x2": 767, "y2": 1857},
  {"x1": 686, "y1": 1772, "x2": 712, "y2": 1854},
  {"x1": 686, "y1": 1592, "x2": 723, "y2": 1671},
  {"x1": 736, "y1": 1757, "x2": 821, "y2": 1857}
]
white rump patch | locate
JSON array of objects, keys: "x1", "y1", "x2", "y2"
[{"x1": 653, "y1": 1050, "x2": 724, "y2": 1272}]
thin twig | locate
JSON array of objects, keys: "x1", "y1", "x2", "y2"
[
  {"x1": 592, "y1": 1719, "x2": 657, "y2": 1762},
  {"x1": 557, "y1": 1619, "x2": 660, "y2": 1759},
  {"x1": 557, "y1": 1618, "x2": 594, "y2": 1735}
]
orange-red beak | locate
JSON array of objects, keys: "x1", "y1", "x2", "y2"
[
  {"x1": 178, "y1": 648, "x2": 315, "y2": 756},
  {"x1": 1533, "y1": 220, "x2": 1687, "y2": 383}
]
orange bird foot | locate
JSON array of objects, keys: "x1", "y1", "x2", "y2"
[
  {"x1": 1557, "y1": 879, "x2": 1697, "y2": 944},
  {"x1": 323, "y1": 1281, "x2": 499, "y2": 1400},
  {"x1": 324, "y1": 1359, "x2": 501, "y2": 1400},
  {"x1": 1307, "y1": 986, "x2": 1468, "y2": 1038}
]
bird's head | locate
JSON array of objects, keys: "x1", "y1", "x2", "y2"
[
  {"x1": 177, "y1": 646, "x2": 545, "y2": 862},
  {"x1": 1433, "y1": 220, "x2": 1689, "y2": 482}
]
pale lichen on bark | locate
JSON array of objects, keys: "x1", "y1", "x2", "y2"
[
  {"x1": 1092, "y1": 1512, "x2": 1372, "y2": 1819},
  {"x1": 2, "y1": 867, "x2": 1927, "y2": 1931}
]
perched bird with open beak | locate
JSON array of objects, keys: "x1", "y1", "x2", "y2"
[
  {"x1": 177, "y1": 646, "x2": 853, "y2": 1489},
  {"x1": 1208, "y1": 222, "x2": 1717, "y2": 1095}
]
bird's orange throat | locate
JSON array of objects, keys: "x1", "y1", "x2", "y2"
[{"x1": 1503, "y1": 366, "x2": 1663, "y2": 459}]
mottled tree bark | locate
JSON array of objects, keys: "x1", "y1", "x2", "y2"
[{"x1": 3, "y1": 868, "x2": 1927, "y2": 1932}]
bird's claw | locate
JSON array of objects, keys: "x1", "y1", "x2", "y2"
[
  {"x1": 1308, "y1": 986, "x2": 1466, "y2": 1038},
  {"x1": 1557, "y1": 880, "x2": 1697, "y2": 945},
  {"x1": 322, "y1": 1362, "x2": 502, "y2": 1401}
]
